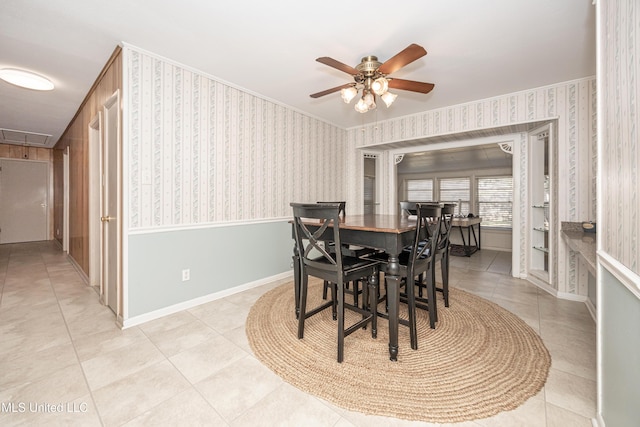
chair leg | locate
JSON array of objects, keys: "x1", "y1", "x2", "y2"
[
  {"x1": 426, "y1": 266, "x2": 437, "y2": 329},
  {"x1": 330, "y1": 282, "x2": 337, "y2": 320},
  {"x1": 337, "y1": 281, "x2": 345, "y2": 363},
  {"x1": 369, "y1": 270, "x2": 378, "y2": 339},
  {"x1": 442, "y1": 253, "x2": 450, "y2": 307},
  {"x1": 322, "y1": 280, "x2": 329, "y2": 299},
  {"x1": 297, "y1": 274, "x2": 309, "y2": 339},
  {"x1": 406, "y1": 275, "x2": 418, "y2": 350}
]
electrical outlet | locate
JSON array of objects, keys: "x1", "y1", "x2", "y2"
[{"x1": 182, "y1": 269, "x2": 190, "y2": 281}]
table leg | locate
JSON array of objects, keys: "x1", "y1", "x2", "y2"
[{"x1": 386, "y1": 255, "x2": 400, "y2": 361}]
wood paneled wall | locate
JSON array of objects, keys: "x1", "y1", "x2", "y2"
[{"x1": 53, "y1": 47, "x2": 122, "y2": 276}]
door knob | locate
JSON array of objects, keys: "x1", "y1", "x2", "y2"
[{"x1": 101, "y1": 216, "x2": 115, "y2": 222}]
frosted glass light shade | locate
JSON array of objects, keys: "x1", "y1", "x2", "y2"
[
  {"x1": 340, "y1": 86, "x2": 358, "y2": 103},
  {"x1": 371, "y1": 77, "x2": 388, "y2": 95},
  {"x1": 355, "y1": 97, "x2": 369, "y2": 113},
  {"x1": 0, "y1": 68, "x2": 54, "y2": 91},
  {"x1": 381, "y1": 91, "x2": 397, "y2": 107},
  {"x1": 363, "y1": 92, "x2": 376, "y2": 109}
]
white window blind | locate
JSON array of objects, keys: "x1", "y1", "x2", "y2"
[
  {"x1": 406, "y1": 179, "x2": 433, "y2": 201},
  {"x1": 477, "y1": 176, "x2": 513, "y2": 228},
  {"x1": 440, "y1": 178, "x2": 470, "y2": 215}
]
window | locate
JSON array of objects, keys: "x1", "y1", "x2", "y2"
[
  {"x1": 406, "y1": 179, "x2": 433, "y2": 201},
  {"x1": 477, "y1": 176, "x2": 513, "y2": 228},
  {"x1": 439, "y1": 178, "x2": 470, "y2": 215}
]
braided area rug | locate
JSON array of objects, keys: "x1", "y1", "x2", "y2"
[{"x1": 246, "y1": 279, "x2": 550, "y2": 423}]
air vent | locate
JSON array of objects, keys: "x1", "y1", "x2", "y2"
[{"x1": 1, "y1": 128, "x2": 51, "y2": 145}]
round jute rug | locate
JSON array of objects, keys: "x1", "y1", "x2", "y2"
[{"x1": 246, "y1": 279, "x2": 551, "y2": 423}]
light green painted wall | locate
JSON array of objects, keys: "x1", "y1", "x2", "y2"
[
  {"x1": 601, "y1": 268, "x2": 640, "y2": 426},
  {"x1": 127, "y1": 221, "x2": 293, "y2": 317}
]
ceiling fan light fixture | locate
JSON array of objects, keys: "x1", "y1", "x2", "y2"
[
  {"x1": 371, "y1": 77, "x2": 388, "y2": 95},
  {"x1": 381, "y1": 91, "x2": 397, "y2": 107},
  {"x1": 0, "y1": 68, "x2": 54, "y2": 91},
  {"x1": 355, "y1": 97, "x2": 369, "y2": 113},
  {"x1": 340, "y1": 86, "x2": 358, "y2": 103}
]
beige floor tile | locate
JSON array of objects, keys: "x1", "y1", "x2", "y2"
[
  {"x1": 545, "y1": 368, "x2": 597, "y2": 419},
  {"x1": 81, "y1": 337, "x2": 166, "y2": 390},
  {"x1": 143, "y1": 317, "x2": 218, "y2": 357},
  {"x1": 72, "y1": 326, "x2": 148, "y2": 362},
  {"x1": 169, "y1": 334, "x2": 249, "y2": 384},
  {"x1": 546, "y1": 402, "x2": 594, "y2": 427},
  {"x1": 122, "y1": 388, "x2": 228, "y2": 427},
  {"x1": 0, "y1": 364, "x2": 90, "y2": 410},
  {"x1": 229, "y1": 382, "x2": 342, "y2": 427},
  {"x1": 0, "y1": 342, "x2": 78, "y2": 390},
  {"x1": 191, "y1": 299, "x2": 252, "y2": 335},
  {"x1": 92, "y1": 360, "x2": 191, "y2": 426},
  {"x1": 196, "y1": 355, "x2": 284, "y2": 422}
]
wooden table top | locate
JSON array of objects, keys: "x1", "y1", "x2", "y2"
[{"x1": 299, "y1": 214, "x2": 417, "y2": 234}]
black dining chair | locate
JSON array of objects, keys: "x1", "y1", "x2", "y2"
[
  {"x1": 291, "y1": 202, "x2": 380, "y2": 363},
  {"x1": 317, "y1": 201, "x2": 377, "y2": 308},
  {"x1": 372, "y1": 203, "x2": 441, "y2": 350},
  {"x1": 416, "y1": 203, "x2": 455, "y2": 309}
]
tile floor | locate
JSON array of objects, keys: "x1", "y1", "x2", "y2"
[{"x1": 0, "y1": 241, "x2": 596, "y2": 426}]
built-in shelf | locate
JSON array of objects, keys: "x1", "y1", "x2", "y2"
[{"x1": 528, "y1": 125, "x2": 552, "y2": 286}]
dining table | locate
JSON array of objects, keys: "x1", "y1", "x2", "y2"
[{"x1": 291, "y1": 214, "x2": 418, "y2": 361}]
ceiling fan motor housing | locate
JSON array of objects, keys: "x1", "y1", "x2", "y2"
[{"x1": 356, "y1": 56, "x2": 383, "y2": 77}]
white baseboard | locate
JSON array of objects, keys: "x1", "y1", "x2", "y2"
[
  {"x1": 592, "y1": 414, "x2": 604, "y2": 427},
  {"x1": 120, "y1": 270, "x2": 293, "y2": 329}
]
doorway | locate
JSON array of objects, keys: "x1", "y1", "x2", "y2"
[
  {"x1": 102, "y1": 91, "x2": 120, "y2": 315},
  {"x1": 0, "y1": 158, "x2": 49, "y2": 244},
  {"x1": 89, "y1": 113, "x2": 102, "y2": 291},
  {"x1": 363, "y1": 154, "x2": 378, "y2": 214}
]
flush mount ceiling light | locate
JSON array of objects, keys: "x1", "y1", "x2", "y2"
[
  {"x1": 310, "y1": 43, "x2": 434, "y2": 114},
  {"x1": 0, "y1": 68, "x2": 54, "y2": 91}
]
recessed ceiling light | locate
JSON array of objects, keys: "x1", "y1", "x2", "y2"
[{"x1": 0, "y1": 68, "x2": 54, "y2": 91}]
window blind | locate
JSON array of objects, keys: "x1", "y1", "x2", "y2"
[
  {"x1": 406, "y1": 179, "x2": 433, "y2": 201},
  {"x1": 440, "y1": 178, "x2": 470, "y2": 215},
  {"x1": 477, "y1": 176, "x2": 513, "y2": 227}
]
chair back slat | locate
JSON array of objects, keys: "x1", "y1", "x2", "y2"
[
  {"x1": 437, "y1": 203, "x2": 456, "y2": 252},
  {"x1": 408, "y1": 204, "x2": 441, "y2": 274},
  {"x1": 291, "y1": 203, "x2": 343, "y2": 275}
]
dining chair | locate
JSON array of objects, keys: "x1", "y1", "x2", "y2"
[
  {"x1": 372, "y1": 203, "x2": 441, "y2": 350},
  {"x1": 317, "y1": 201, "x2": 377, "y2": 308},
  {"x1": 291, "y1": 202, "x2": 380, "y2": 363},
  {"x1": 416, "y1": 203, "x2": 455, "y2": 308}
]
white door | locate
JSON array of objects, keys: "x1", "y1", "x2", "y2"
[
  {"x1": 0, "y1": 159, "x2": 48, "y2": 244},
  {"x1": 102, "y1": 93, "x2": 119, "y2": 314}
]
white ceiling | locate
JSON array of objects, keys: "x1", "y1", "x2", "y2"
[{"x1": 0, "y1": 0, "x2": 596, "y2": 148}]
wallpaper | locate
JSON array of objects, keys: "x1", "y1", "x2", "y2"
[
  {"x1": 124, "y1": 45, "x2": 598, "y2": 293},
  {"x1": 600, "y1": 0, "x2": 639, "y2": 275},
  {"x1": 125, "y1": 47, "x2": 344, "y2": 230}
]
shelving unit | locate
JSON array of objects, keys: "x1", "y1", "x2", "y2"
[{"x1": 528, "y1": 128, "x2": 551, "y2": 284}]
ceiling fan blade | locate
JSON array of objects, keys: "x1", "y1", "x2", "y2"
[
  {"x1": 310, "y1": 83, "x2": 354, "y2": 98},
  {"x1": 316, "y1": 57, "x2": 359, "y2": 75},
  {"x1": 378, "y1": 44, "x2": 427, "y2": 75},
  {"x1": 388, "y1": 78, "x2": 435, "y2": 94}
]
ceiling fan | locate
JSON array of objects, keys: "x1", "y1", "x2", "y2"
[{"x1": 310, "y1": 43, "x2": 434, "y2": 113}]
